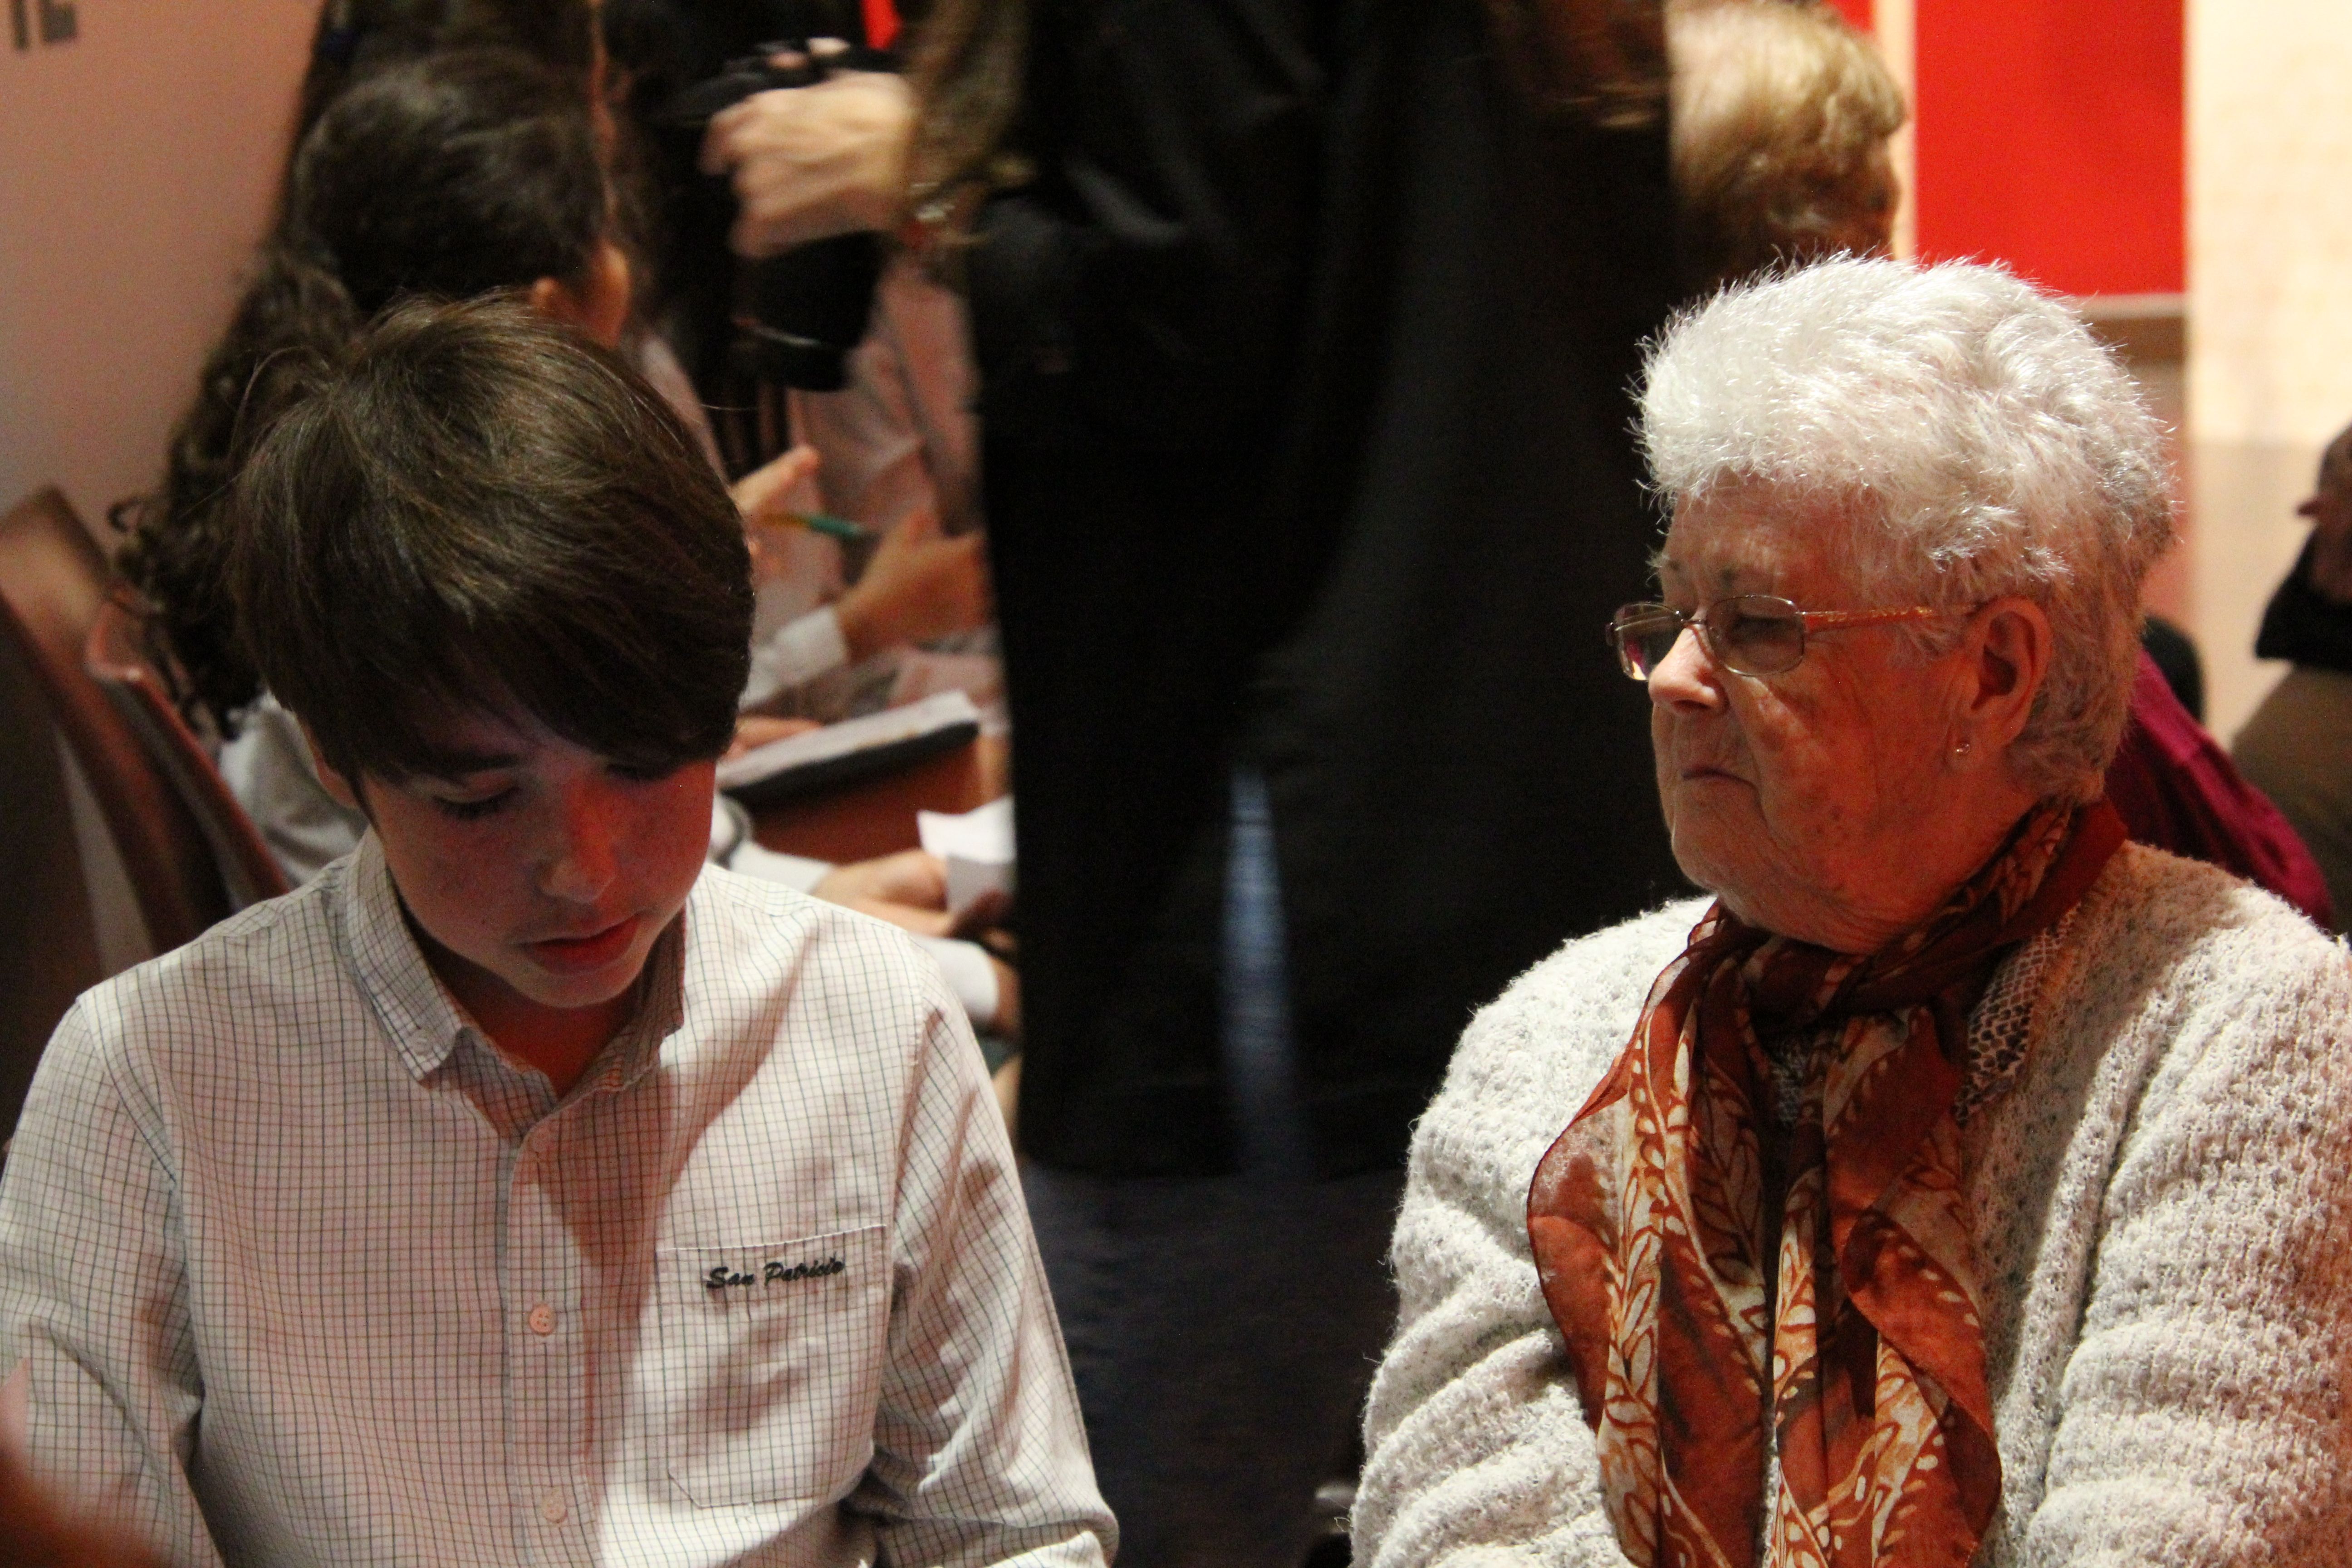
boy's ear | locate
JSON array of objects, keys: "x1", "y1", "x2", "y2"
[{"x1": 297, "y1": 717, "x2": 367, "y2": 815}]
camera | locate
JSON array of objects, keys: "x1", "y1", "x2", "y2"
[{"x1": 662, "y1": 42, "x2": 895, "y2": 392}]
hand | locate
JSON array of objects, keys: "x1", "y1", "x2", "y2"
[
  {"x1": 726, "y1": 714, "x2": 822, "y2": 759},
  {"x1": 699, "y1": 70, "x2": 915, "y2": 256},
  {"x1": 833, "y1": 509, "x2": 992, "y2": 662},
  {"x1": 812, "y1": 849, "x2": 956, "y2": 936},
  {"x1": 730, "y1": 444, "x2": 823, "y2": 528},
  {"x1": 810, "y1": 849, "x2": 1010, "y2": 938}
]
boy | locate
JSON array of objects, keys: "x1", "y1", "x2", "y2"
[{"x1": 0, "y1": 298, "x2": 1111, "y2": 1568}]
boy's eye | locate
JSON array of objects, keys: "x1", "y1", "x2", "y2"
[{"x1": 431, "y1": 789, "x2": 514, "y2": 821}]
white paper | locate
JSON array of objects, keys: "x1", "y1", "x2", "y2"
[
  {"x1": 919, "y1": 794, "x2": 1016, "y2": 914},
  {"x1": 715, "y1": 690, "x2": 982, "y2": 792}
]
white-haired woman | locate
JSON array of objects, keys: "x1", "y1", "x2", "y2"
[{"x1": 1353, "y1": 258, "x2": 2352, "y2": 1568}]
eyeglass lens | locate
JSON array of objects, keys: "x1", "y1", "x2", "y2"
[{"x1": 1612, "y1": 597, "x2": 1808, "y2": 679}]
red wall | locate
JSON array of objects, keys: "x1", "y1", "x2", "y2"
[
  {"x1": 1824, "y1": 0, "x2": 1872, "y2": 32},
  {"x1": 1911, "y1": 0, "x2": 2184, "y2": 296}
]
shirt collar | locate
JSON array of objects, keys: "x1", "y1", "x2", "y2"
[
  {"x1": 589, "y1": 907, "x2": 687, "y2": 1092},
  {"x1": 339, "y1": 832, "x2": 473, "y2": 1082},
  {"x1": 337, "y1": 831, "x2": 693, "y2": 1089}
]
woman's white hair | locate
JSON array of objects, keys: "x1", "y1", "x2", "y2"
[{"x1": 1639, "y1": 256, "x2": 2174, "y2": 802}]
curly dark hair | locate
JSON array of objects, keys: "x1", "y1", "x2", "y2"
[{"x1": 116, "y1": 44, "x2": 607, "y2": 733}]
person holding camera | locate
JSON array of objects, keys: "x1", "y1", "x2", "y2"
[{"x1": 704, "y1": 4, "x2": 1687, "y2": 1563}]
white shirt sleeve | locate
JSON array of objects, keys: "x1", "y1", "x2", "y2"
[
  {"x1": 0, "y1": 1001, "x2": 228, "y2": 1567},
  {"x1": 853, "y1": 971, "x2": 1112, "y2": 1567},
  {"x1": 710, "y1": 795, "x2": 836, "y2": 892}
]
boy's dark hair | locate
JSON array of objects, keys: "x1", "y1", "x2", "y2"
[
  {"x1": 228, "y1": 295, "x2": 751, "y2": 786},
  {"x1": 119, "y1": 46, "x2": 609, "y2": 733}
]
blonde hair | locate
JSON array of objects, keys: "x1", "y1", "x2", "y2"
[{"x1": 1669, "y1": 0, "x2": 1906, "y2": 289}]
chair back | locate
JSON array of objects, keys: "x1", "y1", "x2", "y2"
[
  {"x1": 0, "y1": 581, "x2": 107, "y2": 1142},
  {"x1": 86, "y1": 590, "x2": 290, "y2": 912},
  {"x1": 0, "y1": 488, "x2": 238, "y2": 953}
]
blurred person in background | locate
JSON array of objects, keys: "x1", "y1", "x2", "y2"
[
  {"x1": 1356, "y1": 256, "x2": 2352, "y2": 1568},
  {"x1": 703, "y1": 0, "x2": 1689, "y2": 1562},
  {"x1": 1667, "y1": 0, "x2": 1904, "y2": 291},
  {"x1": 2232, "y1": 420, "x2": 2352, "y2": 930},
  {"x1": 597, "y1": 0, "x2": 1003, "y2": 726},
  {"x1": 122, "y1": 15, "x2": 983, "y2": 774}
]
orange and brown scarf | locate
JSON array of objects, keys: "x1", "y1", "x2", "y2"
[{"x1": 1527, "y1": 800, "x2": 2124, "y2": 1568}]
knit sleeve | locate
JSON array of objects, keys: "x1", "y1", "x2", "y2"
[
  {"x1": 2022, "y1": 928, "x2": 2352, "y2": 1565},
  {"x1": 1353, "y1": 911, "x2": 1698, "y2": 1568}
]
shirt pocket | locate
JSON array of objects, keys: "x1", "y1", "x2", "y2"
[{"x1": 655, "y1": 1224, "x2": 890, "y2": 1507}]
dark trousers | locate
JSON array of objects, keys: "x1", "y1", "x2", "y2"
[{"x1": 1021, "y1": 773, "x2": 1403, "y2": 1567}]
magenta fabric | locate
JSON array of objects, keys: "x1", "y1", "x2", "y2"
[{"x1": 2104, "y1": 650, "x2": 2334, "y2": 926}]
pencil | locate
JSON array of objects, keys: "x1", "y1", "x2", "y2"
[{"x1": 778, "y1": 510, "x2": 872, "y2": 543}]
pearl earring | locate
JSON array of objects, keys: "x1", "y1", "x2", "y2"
[{"x1": 1952, "y1": 737, "x2": 1974, "y2": 760}]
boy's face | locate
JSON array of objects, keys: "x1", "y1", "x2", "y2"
[{"x1": 313, "y1": 702, "x2": 714, "y2": 1048}]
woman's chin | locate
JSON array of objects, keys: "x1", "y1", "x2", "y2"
[
  {"x1": 1666, "y1": 835, "x2": 1822, "y2": 943},
  {"x1": 1667, "y1": 811, "x2": 1759, "y2": 899}
]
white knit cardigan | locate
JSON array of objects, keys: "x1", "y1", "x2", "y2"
[{"x1": 1355, "y1": 843, "x2": 2352, "y2": 1568}]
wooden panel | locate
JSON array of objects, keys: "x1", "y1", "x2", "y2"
[
  {"x1": 0, "y1": 487, "x2": 230, "y2": 952},
  {"x1": 750, "y1": 735, "x2": 1008, "y2": 865}
]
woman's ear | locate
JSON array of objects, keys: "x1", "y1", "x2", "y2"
[{"x1": 1956, "y1": 596, "x2": 2052, "y2": 756}]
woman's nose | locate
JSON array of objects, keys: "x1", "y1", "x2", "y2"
[{"x1": 1646, "y1": 624, "x2": 1724, "y2": 711}]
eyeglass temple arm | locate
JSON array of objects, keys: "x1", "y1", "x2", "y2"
[{"x1": 1797, "y1": 605, "x2": 1949, "y2": 632}]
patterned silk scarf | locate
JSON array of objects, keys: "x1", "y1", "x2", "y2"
[{"x1": 1526, "y1": 800, "x2": 2125, "y2": 1568}]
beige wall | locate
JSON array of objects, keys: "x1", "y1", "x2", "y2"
[
  {"x1": 0, "y1": 0, "x2": 316, "y2": 534},
  {"x1": 2187, "y1": 0, "x2": 2352, "y2": 738},
  {"x1": 1872, "y1": 0, "x2": 1916, "y2": 261}
]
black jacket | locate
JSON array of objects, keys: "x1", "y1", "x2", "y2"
[
  {"x1": 970, "y1": 0, "x2": 1688, "y2": 1177},
  {"x1": 2256, "y1": 539, "x2": 2352, "y2": 675}
]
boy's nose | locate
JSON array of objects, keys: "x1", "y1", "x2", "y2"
[{"x1": 540, "y1": 784, "x2": 622, "y2": 903}]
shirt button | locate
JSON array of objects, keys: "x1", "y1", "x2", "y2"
[
  {"x1": 539, "y1": 1490, "x2": 567, "y2": 1524},
  {"x1": 528, "y1": 1303, "x2": 557, "y2": 1336}
]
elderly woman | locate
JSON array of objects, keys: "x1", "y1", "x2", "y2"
[{"x1": 1352, "y1": 258, "x2": 2352, "y2": 1568}]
